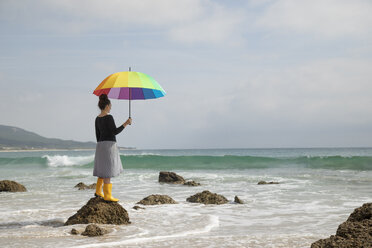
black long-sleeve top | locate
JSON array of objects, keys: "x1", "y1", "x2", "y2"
[{"x1": 95, "y1": 115, "x2": 124, "y2": 142}]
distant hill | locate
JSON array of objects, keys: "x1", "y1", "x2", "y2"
[{"x1": 0, "y1": 124, "x2": 96, "y2": 150}]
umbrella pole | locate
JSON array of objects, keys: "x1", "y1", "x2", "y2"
[
  {"x1": 129, "y1": 88, "x2": 131, "y2": 118},
  {"x1": 129, "y1": 66, "x2": 132, "y2": 120}
]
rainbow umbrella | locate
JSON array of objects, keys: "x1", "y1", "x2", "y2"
[{"x1": 93, "y1": 68, "x2": 166, "y2": 118}]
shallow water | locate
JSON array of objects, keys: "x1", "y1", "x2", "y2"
[{"x1": 0, "y1": 148, "x2": 371, "y2": 247}]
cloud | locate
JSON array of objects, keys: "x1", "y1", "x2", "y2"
[
  {"x1": 2, "y1": 0, "x2": 372, "y2": 148},
  {"x1": 171, "y1": 56, "x2": 372, "y2": 148},
  {"x1": 169, "y1": 4, "x2": 244, "y2": 45},
  {"x1": 228, "y1": 57, "x2": 372, "y2": 128},
  {"x1": 48, "y1": 0, "x2": 203, "y2": 27},
  {"x1": 0, "y1": 0, "x2": 202, "y2": 27},
  {"x1": 0, "y1": 0, "x2": 244, "y2": 45},
  {"x1": 256, "y1": 0, "x2": 372, "y2": 38}
]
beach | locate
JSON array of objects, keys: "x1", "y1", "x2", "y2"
[{"x1": 0, "y1": 148, "x2": 371, "y2": 247}]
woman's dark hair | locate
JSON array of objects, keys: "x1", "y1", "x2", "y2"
[{"x1": 98, "y1": 94, "x2": 111, "y2": 110}]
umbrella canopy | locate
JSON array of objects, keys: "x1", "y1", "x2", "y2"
[
  {"x1": 93, "y1": 70, "x2": 166, "y2": 118},
  {"x1": 93, "y1": 71, "x2": 166, "y2": 100}
]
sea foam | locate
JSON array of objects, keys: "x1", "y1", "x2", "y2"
[
  {"x1": 42, "y1": 155, "x2": 94, "y2": 167},
  {"x1": 72, "y1": 215, "x2": 219, "y2": 248}
]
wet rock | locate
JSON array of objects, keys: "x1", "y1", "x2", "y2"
[
  {"x1": 70, "y1": 228, "x2": 79, "y2": 235},
  {"x1": 74, "y1": 182, "x2": 96, "y2": 190},
  {"x1": 132, "y1": 206, "x2": 145, "y2": 210},
  {"x1": 346, "y1": 203, "x2": 372, "y2": 222},
  {"x1": 64, "y1": 197, "x2": 130, "y2": 226},
  {"x1": 234, "y1": 196, "x2": 244, "y2": 204},
  {"x1": 81, "y1": 224, "x2": 107, "y2": 237},
  {"x1": 311, "y1": 202, "x2": 372, "y2": 248},
  {"x1": 183, "y1": 180, "x2": 201, "y2": 186},
  {"x1": 0, "y1": 180, "x2": 27, "y2": 192},
  {"x1": 187, "y1": 190, "x2": 228, "y2": 205},
  {"x1": 159, "y1": 172, "x2": 201, "y2": 186},
  {"x1": 158, "y1": 171, "x2": 185, "y2": 184},
  {"x1": 137, "y1": 195, "x2": 177, "y2": 205},
  {"x1": 257, "y1": 181, "x2": 279, "y2": 185}
]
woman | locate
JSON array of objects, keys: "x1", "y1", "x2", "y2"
[{"x1": 94, "y1": 94, "x2": 132, "y2": 202}]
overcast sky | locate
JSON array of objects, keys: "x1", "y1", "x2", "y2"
[{"x1": 1, "y1": 0, "x2": 372, "y2": 149}]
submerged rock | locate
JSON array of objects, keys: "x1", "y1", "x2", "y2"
[
  {"x1": 158, "y1": 171, "x2": 185, "y2": 184},
  {"x1": 234, "y1": 196, "x2": 244, "y2": 204},
  {"x1": 183, "y1": 180, "x2": 201, "y2": 186},
  {"x1": 0, "y1": 180, "x2": 27, "y2": 192},
  {"x1": 311, "y1": 202, "x2": 372, "y2": 248},
  {"x1": 257, "y1": 181, "x2": 279, "y2": 185},
  {"x1": 137, "y1": 195, "x2": 177, "y2": 205},
  {"x1": 70, "y1": 228, "x2": 79, "y2": 235},
  {"x1": 187, "y1": 190, "x2": 228, "y2": 205},
  {"x1": 64, "y1": 197, "x2": 130, "y2": 226},
  {"x1": 81, "y1": 224, "x2": 107, "y2": 237},
  {"x1": 74, "y1": 182, "x2": 96, "y2": 190},
  {"x1": 133, "y1": 206, "x2": 145, "y2": 210}
]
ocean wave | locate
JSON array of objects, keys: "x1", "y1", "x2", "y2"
[
  {"x1": 1, "y1": 154, "x2": 372, "y2": 170},
  {"x1": 120, "y1": 155, "x2": 372, "y2": 170},
  {"x1": 42, "y1": 155, "x2": 95, "y2": 167},
  {"x1": 0, "y1": 156, "x2": 47, "y2": 167}
]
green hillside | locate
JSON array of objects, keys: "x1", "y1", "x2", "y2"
[{"x1": 0, "y1": 124, "x2": 96, "y2": 150}]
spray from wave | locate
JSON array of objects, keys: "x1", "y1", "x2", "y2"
[{"x1": 42, "y1": 155, "x2": 94, "y2": 167}]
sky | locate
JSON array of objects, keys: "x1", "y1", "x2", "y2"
[{"x1": 1, "y1": 0, "x2": 372, "y2": 149}]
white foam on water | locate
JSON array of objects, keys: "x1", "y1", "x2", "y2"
[
  {"x1": 121, "y1": 227, "x2": 149, "y2": 238},
  {"x1": 72, "y1": 215, "x2": 219, "y2": 248},
  {"x1": 43, "y1": 155, "x2": 94, "y2": 167},
  {"x1": 119, "y1": 151, "x2": 163, "y2": 157}
]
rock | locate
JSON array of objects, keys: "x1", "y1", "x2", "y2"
[
  {"x1": 0, "y1": 180, "x2": 27, "y2": 192},
  {"x1": 183, "y1": 180, "x2": 201, "y2": 186},
  {"x1": 70, "y1": 228, "x2": 79, "y2": 235},
  {"x1": 311, "y1": 202, "x2": 372, "y2": 248},
  {"x1": 158, "y1": 171, "x2": 185, "y2": 184},
  {"x1": 81, "y1": 224, "x2": 107, "y2": 237},
  {"x1": 74, "y1": 182, "x2": 96, "y2": 190},
  {"x1": 159, "y1": 172, "x2": 201, "y2": 186},
  {"x1": 64, "y1": 197, "x2": 130, "y2": 226},
  {"x1": 257, "y1": 181, "x2": 279, "y2": 185},
  {"x1": 187, "y1": 190, "x2": 228, "y2": 205},
  {"x1": 234, "y1": 196, "x2": 244, "y2": 204},
  {"x1": 137, "y1": 195, "x2": 177, "y2": 205},
  {"x1": 346, "y1": 203, "x2": 372, "y2": 222},
  {"x1": 133, "y1": 206, "x2": 145, "y2": 210}
]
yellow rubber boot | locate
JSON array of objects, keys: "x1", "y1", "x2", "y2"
[
  {"x1": 95, "y1": 178, "x2": 104, "y2": 198},
  {"x1": 103, "y1": 183, "x2": 119, "y2": 202}
]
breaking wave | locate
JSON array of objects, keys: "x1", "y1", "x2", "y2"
[{"x1": 1, "y1": 154, "x2": 372, "y2": 170}]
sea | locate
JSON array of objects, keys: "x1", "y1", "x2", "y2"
[{"x1": 0, "y1": 148, "x2": 371, "y2": 248}]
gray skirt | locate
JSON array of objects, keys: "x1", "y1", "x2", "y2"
[{"x1": 93, "y1": 141, "x2": 123, "y2": 178}]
